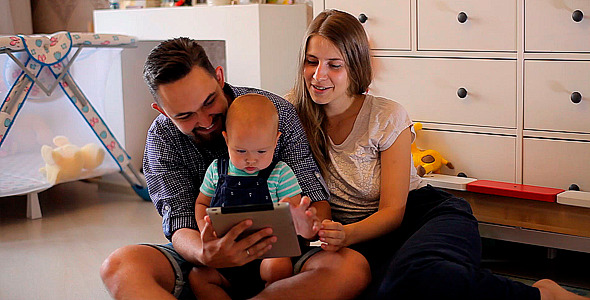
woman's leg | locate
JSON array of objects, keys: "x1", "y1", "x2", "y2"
[{"x1": 373, "y1": 186, "x2": 540, "y2": 300}]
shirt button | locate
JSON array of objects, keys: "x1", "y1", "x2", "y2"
[{"x1": 164, "y1": 205, "x2": 170, "y2": 211}]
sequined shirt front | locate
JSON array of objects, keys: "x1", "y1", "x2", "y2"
[{"x1": 326, "y1": 95, "x2": 424, "y2": 225}]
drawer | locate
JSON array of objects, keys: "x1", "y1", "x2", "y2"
[
  {"x1": 417, "y1": 0, "x2": 516, "y2": 51},
  {"x1": 525, "y1": 0, "x2": 590, "y2": 52},
  {"x1": 325, "y1": 0, "x2": 410, "y2": 50},
  {"x1": 523, "y1": 138, "x2": 590, "y2": 190},
  {"x1": 416, "y1": 129, "x2": 517, "y2": 182},
  {"x1": 524, "y1": 60, "x2": 590, "y2": 134},
  {"x1": 371, "y1": 57, "x2": 517, "y2": 128}
]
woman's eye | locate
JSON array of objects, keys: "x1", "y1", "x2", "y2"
[
  {"x1": 330, "y1": 64, "x2": 342, "y2": 69},
  {"x1": 306, "y1": 59, "x2": 318, "y2": 65}
]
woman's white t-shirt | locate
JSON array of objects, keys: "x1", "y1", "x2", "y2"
[{"x1": 327, "y1": 94, "x2": 425, "y2": 225}]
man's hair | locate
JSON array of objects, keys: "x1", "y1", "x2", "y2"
[{"x1": 143, "y1": 37, "x2": 217, "y2": 103}]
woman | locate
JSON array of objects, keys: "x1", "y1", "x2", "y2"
[{"x1": 290, "y1": 9, "x2": 587, "y2": 300}]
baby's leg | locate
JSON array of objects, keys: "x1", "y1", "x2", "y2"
[
  {"x1": 188, "y1": 266, "x2": 231, "y2": 300},
  {"x1": 260, "y1": 257, "x2": 294, "y2": 285}
]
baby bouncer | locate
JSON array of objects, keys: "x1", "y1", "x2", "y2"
[{"x1": 0, "y1": 32, "x2": 149, "y2": 218}]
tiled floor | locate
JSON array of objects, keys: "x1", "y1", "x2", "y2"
[{"x1": 1, "y1": 179, "x2": 588, "y2": 299}]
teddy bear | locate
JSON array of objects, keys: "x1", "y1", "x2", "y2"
[
  {"x1": 411, "y1": 123, "x2": 454, "y2": 177},
  {"x1": 39, "y1": 136, "x2": 105, "y2": 184}
]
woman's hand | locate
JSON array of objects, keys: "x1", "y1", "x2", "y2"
[{"x1": 318, "y1": 220, "x2": 347, "y2": 252}]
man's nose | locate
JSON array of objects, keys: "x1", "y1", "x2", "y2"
[{"x1": 196, "y1": 112, "x2": 213, "y2": 128}]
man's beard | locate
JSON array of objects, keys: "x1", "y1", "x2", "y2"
[{"x1": 189, "y1": 115, "x2": 226, "y2": 147}]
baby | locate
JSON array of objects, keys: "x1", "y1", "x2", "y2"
[{"x1": 191, "y1": 93, "x2": 309, "y2": 298}]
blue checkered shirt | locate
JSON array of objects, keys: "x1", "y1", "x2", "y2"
[{"x1": 143, "y1": 83, "x2": 329, "y2": 240}]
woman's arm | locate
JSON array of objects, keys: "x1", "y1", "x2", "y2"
[{"x1": 319, "y1": 127, "x2": 412, "y2": 249}]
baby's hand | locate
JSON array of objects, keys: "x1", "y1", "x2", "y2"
[
  {"x1": 318, "y1": 220, "x2": 346, "y2": 252},
  {"x1": 280, "y1": 196, "x2": 320, "y2": 240}
]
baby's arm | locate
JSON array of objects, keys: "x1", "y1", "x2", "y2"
[{"x1": 195, "y1": 192, "x2": 212, "y2": 232}]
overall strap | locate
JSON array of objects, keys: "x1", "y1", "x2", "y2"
[
  {"x1": 217, "y1": 157, "x2": 229, "y2": 177},
  {"x1": 257, "y1": 160, "x2": 279, "y2": 180}
]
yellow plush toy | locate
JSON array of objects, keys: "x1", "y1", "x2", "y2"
[
  {"x1": 39, "y1": 136, "x2": 105, "y2": 184},
  {"x1": 411, "y1": 123, "x2": 454, "y2": 177}
]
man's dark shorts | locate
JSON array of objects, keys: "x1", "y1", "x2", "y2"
[{"x1": 143, "y1": 241, "x2": 322, "y2": 300}]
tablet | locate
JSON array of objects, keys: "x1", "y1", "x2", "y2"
[{"x1": 206, "y1": 202, "x2": 301, "y2": 258}]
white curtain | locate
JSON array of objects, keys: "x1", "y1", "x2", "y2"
[{"x1": 0, "y1": 0, "x2": 33, "y2": 35}]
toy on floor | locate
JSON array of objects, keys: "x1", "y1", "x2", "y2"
[
  {"x1": 39, "y1": 136, "x2": 105, "y2": 184},
  {"x1": 411, "y1": 123, "x2": 454, "y2": 177}
]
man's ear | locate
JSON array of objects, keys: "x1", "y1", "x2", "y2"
[
  {"x1": 276, "y1": 131, "x2": 282, "y2": 144},
  {"x1": 151, "y1": 102, "x2": 168, "y2": 117},
  {"x1": 215, "y1": 66, "x2": 225, "y2": 88}
]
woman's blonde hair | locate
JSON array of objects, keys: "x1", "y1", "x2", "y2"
[{"x1": 289, "y1": 9, "x2": 372, "y2": 176}]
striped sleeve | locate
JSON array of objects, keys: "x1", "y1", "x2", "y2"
[
  {"x1": 272, "y1": 161, "x2": 302, "y2": 201},
  {"x1": 199, "y1": 160, "x2": 219, "y2": 197}
]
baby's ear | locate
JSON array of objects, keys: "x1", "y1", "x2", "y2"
[
  {"x1": 222, "y1": 131, "x2": 228, "y2": 142},
  {"x1": 276, "y1": 131, "x2": 282, "y2": 140}
]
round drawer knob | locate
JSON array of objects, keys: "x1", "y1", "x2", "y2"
[
  {"x1": 572, "y1": 10, "x2": 584, "y2": 22},
  {"x1": 571, "y1": 91, "x2": 582, "y2": 104},
  {"x1": 458, "y1": 12, "x2": 468, "y2": 23},
  {"x1": 569, "y1": 184, "x2": 580, "y2": 191},
  {"x1": 358, "y1": 13, "x2": 368, "y2": 24},
  {"x1": 457, "y1": 87, "x2": 468, "y2": 98}
]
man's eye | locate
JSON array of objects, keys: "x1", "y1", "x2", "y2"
[{"x1": 203, "y1": 97, "x2": 215, "y2": 107}]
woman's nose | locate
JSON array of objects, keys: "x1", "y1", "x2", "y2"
[{"x1": 313, "y1": 64, "x2": 327, "y2": 81}]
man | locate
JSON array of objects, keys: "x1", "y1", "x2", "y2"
[{"x1": 100, "y1": 37, "x2": 370, "y2": 299}]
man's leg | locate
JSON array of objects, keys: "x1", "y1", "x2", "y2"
[
  {"x1": 100, "y1": 245, "x2": 178, "y2": 300},
  {"x1": 252, "y1": 247, "x2": 371, "y2": 300}
]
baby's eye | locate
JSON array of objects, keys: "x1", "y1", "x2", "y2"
[
  {"x1": 257, "y1": 150, "x2": 267, "y2": 154},
  {"x1": 236, "y1": 150, "x2": 246, "y2": 153}
]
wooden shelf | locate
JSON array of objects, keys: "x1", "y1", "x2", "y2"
[{"x1": 452, "y1": 190, "x2": 590, "y2": 239}]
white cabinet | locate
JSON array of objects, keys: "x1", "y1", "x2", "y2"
[
  {"x1": 525, "y1": 0, "x2": 590, "y2": 52},
  {"x1": 417, "y1": 0, "x2": 517, "y2": 52},
  {"x1": 313, "y1": 0, "x2": 590, "y2": 193},
  {"x1": 325, "y1": 0, "x2": 410, "y2": 50},
  {"x1": 94, "y1": 4, "x2": 308, "y2": 97}
]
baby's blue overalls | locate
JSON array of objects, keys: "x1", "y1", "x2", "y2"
[{"x1": 210, "y1": 157, "x2": 278, "y2": 207}]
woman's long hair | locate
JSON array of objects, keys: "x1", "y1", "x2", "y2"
[{"x1": 289, "y1": 9, "x2": 373, "y2": 176}]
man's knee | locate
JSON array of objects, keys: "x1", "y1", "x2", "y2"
[
  {"x1": 100, "y1": 245, "x2": 174, "y2": 294},
  {"x1": 304, "y1": 248, "x2": 371, "y2": 296}
]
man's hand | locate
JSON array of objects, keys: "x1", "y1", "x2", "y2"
[
  {"x1": 198, "y1": 215, "x2": 277, "y2": 268},
  {"x1": 280, "y1": 195, "x2": 320, "y2": 240}
]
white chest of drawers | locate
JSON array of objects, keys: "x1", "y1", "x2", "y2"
[{"x1": 316, "y1": 0, "x2": 590, "y2": 194}]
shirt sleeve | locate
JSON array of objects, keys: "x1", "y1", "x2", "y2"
[
  {"x1": 275, "y1": 162, "x2": 303, "y2": 200},
  {"x1": 199, "y1": 160, "x2": 219, "y2": 197},
  {"x1": 143, "y1": 118, "x2": 201, "y2": 241},
  {"x1": 267, "y1": 93, "x2": 330, "y2": 203},
  {"x1": 373, "y1": 97, "x2": 414, "y2": 151}
]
